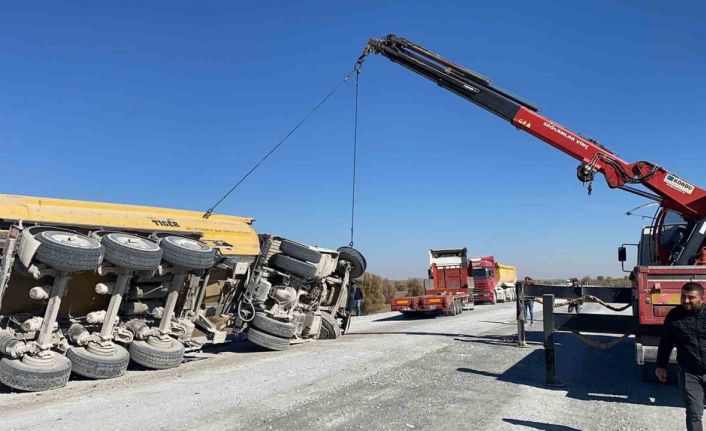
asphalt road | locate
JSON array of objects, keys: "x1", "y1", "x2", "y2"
[{"x1": 0, "y1": 302, "x2": 686, "y2": 430}]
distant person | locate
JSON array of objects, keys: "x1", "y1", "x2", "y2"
[
  {"x1": 352, "y1": 282, "x2": 364, "y2": 317},
  {"x1": 656, "y1": 282, "x2": 706, "y2": 431},
  {"x1": 567, "y1": 278, "x2": 583, "y2": 314},
  {"x1": 523, "y1": 277, "x2": 535, "y2": 325}
]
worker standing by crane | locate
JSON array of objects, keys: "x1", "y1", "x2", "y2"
[{"x1": 657, "y1": 282, "x2": 706, "y2": 431}]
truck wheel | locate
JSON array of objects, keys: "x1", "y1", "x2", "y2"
[
  {"x1": 129, "y1": 339, "x2": 185, "y2": 370},
  {"x1": 66, "y1": 344, "x2": 130, "y2": 379},
  {"x1": 102, "y1": 233, "x2": 163, "y2": 271},
  {"x1": 280, "y1": 239, "x2": 322, "y2": 263},
  {"x1": 160, "y1": 236, "x2": 215, "y2": 270},
  {"x1": 0, "y1": 354, "x2": 72, "y2": 392},
  {"x1": 271, "y1": 254, "x2": 317, "y2": 279},
  {"x1": 319, "y1": 312, "x2": 342, "y2": 339},
  {"x1": 35, "y1": 231, "x2": 104, "y2": 272},
  {"x1": 252, "y1": 312, "x2": 296, "y2": 338},
  {"x1": 456, "y1": 300, "x2": 463, "y2": 315},
  {"x1": 247, "y1": 327, "x2": 291, "y2": 351},
  {"x1": 491, "y1": 293, "x2": 497, "y2": 305},
  {"x1": 337, "y1": 246, "x2": 367, "y2": 279}
]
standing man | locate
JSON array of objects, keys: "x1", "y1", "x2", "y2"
[
  {"x1": 352, "y1": 282, "x2": 364, "y2": 317},
  {"x1": 567, "y1": 278, "x2": 583, "y2": 314},
  {"x1": 656, "y1": 282, "x2": 706, "y2": 431},
  {"x1": 523, "y1": 277, "x2": 535, "y2": 325}
]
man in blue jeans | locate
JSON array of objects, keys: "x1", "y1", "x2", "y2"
[
  {"x1": 523, "y1": 277, "x2": 535, "y2": 325},
  {"x1": 353, "y1": 284, "x2": 364, "y2": 317},
  {"x1": 656, "y1": 281, "x2": 706, "y2": 431}
]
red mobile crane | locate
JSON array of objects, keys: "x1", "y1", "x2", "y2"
[{"x1": 360, "y1": 34, "x2": 706, "y2": 378}]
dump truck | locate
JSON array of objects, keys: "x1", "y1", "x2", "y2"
[
  {"x1": 360, "y1": 34, "x2": 706, "y2": 379},
  {"x1": 391, "y1": 248, "x2": 473, "y2": 316},
  {"x1": 470, "y1": 256, "x2": 518, "y2": 304},
  {"x1": 0, "y1": 194, "x2": 365, "y2": 391}
]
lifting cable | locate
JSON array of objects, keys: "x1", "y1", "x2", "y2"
[
  {"x1": 349, "y1": 68, "x2": 360, "y2": 247},
  {"x1": 202, "y1": 63, "x2": 364, "y2": 218}
]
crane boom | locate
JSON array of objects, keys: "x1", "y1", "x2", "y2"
[{"x1": 362, "y1": 34, "x2": 706, "y2": 220}]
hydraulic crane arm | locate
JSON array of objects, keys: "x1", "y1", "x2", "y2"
[{"x1": 361, "y1": 34, "x2": 706, "y2": 221}]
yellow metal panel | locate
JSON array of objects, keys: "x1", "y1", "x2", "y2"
[
  {"x1": 495, "y1": 263, "x2": 517, "y2": 285},
  {"x1": 0, "y1": 194, "x2": 260, "y2": 256},
  {"x1": 651, "y1": 293, "x2": 681, "y2": 305}
]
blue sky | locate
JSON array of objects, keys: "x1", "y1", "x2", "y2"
[{"x1": 1, "y1": 1, "x2": 704, "y2": 279}]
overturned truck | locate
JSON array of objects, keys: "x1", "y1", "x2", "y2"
[{"x1": 0, "y1": 194, "x2": 365, "y2": 392}]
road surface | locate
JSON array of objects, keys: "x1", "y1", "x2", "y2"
[{"x1": 0, "y1": 302, "x2": 684, "y2": 430}]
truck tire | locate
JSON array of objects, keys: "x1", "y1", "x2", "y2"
[
  {"x1": 0, "y1": 354, "x2": 72, "y2": 392},
  {"x1": 160, "y1": 236, "x2": 215, "y2": 270},
  {"x1": 271, "y1": 254, "x2": 317, "y2": 279},
  {"x1": 456, "y1": 300, "x2": 463, "y2": 315},
  {"x1": 102, "y1": 233, "x2": 163, "y2": 271},
  {"x1": 35, "y1": 230, "x2": 104, "y2": 272},
  {"x1": 252, "y1": 312, "x2": 296, "y2": 338},
  {"x1": 280, "y1": 239, "x2": 322, "y2": 263},
  {"x1": 66, "y1": 344, "x2": 130, "y2": 379},
  {"x1": 491, "y1": 292, "x2": 497, "y2": 305},
  {"x1": 319, "y1": 312, "x2": 342, "y2": 339},
  {"x1": 247, "y1": 327, "x2": 291, "y2": 351},
  {"x1": 129, "y1": 339, "x2": 185, "y2": 370},
  {"x1": 337, "y1": 246, "x2": 367, "y2": 279}
]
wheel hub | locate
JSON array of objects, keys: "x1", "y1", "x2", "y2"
[
  {"x1": 21, "y1": 352, "x2": 56, "y2": 368},
  {"x1": 86, "y1": 341, "x2": 117, "y2": 356},
  {"x1": 146, "y1": 336, "x2": 173, "y2": 350}
]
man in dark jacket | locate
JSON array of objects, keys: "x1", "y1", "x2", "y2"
[
  {"x1": 353, "y1": 284, "x2": 364, "y2": 317},
  {"x1": 656, "y1": 281, "x2": 706, "y2": 431}
]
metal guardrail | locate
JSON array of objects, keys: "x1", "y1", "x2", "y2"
[{"x1": 515, "y1": 283, "x2": 640, "y2": 385}]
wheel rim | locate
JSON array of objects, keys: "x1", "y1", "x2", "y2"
[
  {"x1": 41, "y1": 231, "x2": 99, "y2": 249},
  {"x1": 107, "y1": 233, "x2": 160, "y2": 251},
  {"x1": 164, "y1": 236, "x2": 210, "y2": 252}
]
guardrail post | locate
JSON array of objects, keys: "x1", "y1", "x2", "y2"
[
  {"x1": 516, "y1": 283, "x2": 527, "y2": 347},
  {"x1": 543, "y1": 293, "x2": 558, "y2": 385}
]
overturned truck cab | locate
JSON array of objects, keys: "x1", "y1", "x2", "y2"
[{"x1": 0, "y1": 194, "x2": 364, "y2": 392}]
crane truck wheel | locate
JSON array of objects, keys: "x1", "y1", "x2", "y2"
[
  {"x1": 102, "y1": 233, "x2": 163, "y2": 271},
  {"x1": 66, "y1": 344, "x2": 130, "y2": 379},
  {"x1": 271, "y1": 254, "x2": 318, "y2": 279},
  {"x1": 35, "y1": 230, "x2": 104, "y2": 272},
  {"x1": 128, "y1": 338, "x2": 185, "y2": 370},
  {"x1": 280, "y1": 239, "x2": 322, "y2": 263},
  {"x1": 159, "y1": 236, "x2": 215, "y2": 270},
  {"x1": 318, "y1": 312, "x2": 342, "y2": 339},
  {"x1": 247, "y1": 327, "x2": 291, "y2": 351},
  {"x1": 252, "y1": 312, "x2": 297, "y2": 338},
  {"x1": 0, "y1": 354, "x2": 72, "y2": 392},
  {"x1": 336, "y1": 246, "x2": 367, "y2": 279}
]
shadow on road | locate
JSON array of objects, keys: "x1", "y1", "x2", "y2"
[
  {"x1": 457, "y1": 331, "x2": 682, "y2": 408},
  {"x1": 350, "y1": 330, "x2": 545, "y2": 347},
  {"x1": 372, "y1": 313, "x2": 441, "y2": 322},
  {"x1": 502, "y1": 418, "x2": 581, "y2": 431}
]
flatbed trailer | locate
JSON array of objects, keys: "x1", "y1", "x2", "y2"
[{"x1": 391, "y1": 248, "x2": 474, "y2": 316}]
